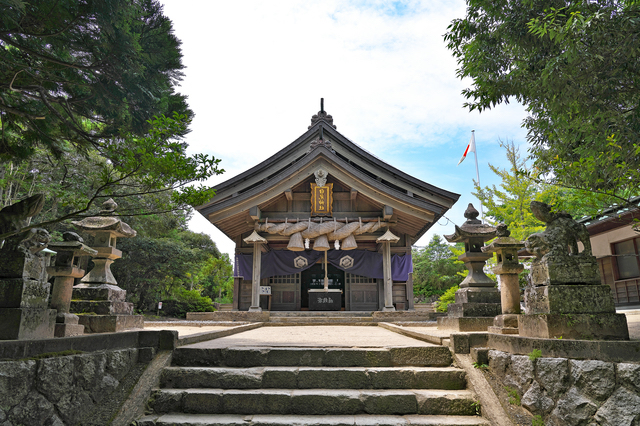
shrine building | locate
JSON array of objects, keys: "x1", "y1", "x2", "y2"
[{"x1": 196, "y1": 104, "x2": 460, "y2": 312}]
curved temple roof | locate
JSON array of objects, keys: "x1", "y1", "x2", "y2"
[{"x1": 196, "y1": 108, "x2": 460, "y2": 242}]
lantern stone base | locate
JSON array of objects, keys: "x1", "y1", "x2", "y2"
[
  {"x1": 518, "y1": 313, "x2": 629, "y2": 340},
  {"x1": 445, "y1": 287, "x2": 501, "y2": 318},
  {"x1": 455, "y1": 287, "x2": 501, "y2": 304},
  {"x1": 447, "y1": 303, "x2": 502, "y2": 318},
  {"x1": 308, "y1": 289, "x2": 342, "y2": 311},
  {"x1": 0, "y1": 308, "x2": 56, "y2": 340},
  {"x1": 78, "y1": 314, "x2": 144, "y2": 333},
  {"x1": 488, "y1": 314, "x2": 519, "y2": 335},
  {"x1": 71, "y1": 284, "x2": 126, "y2": 302},
  {"x1": 70, "y1": 283, "x2": 141, "y2": 333},
  {"x1": 70, "y1": 300, "x2": 134, "y2": 315},
  {"x1": 437, "y1": 287, "x2": 501, "y2": 331},
  {"x1": 54, "y1": 313, "x2": 84, "y2": 337}
]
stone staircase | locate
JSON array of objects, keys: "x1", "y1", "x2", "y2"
[
  {"x1": 139, "y1": 344, "x2": 489, "y2": 425},
  {"x1": 269, "y1": 311, "x2": 375, "y2": 324}
]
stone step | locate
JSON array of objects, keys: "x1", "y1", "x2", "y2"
[
  {"x1": 138, "y1": 413, "x2": 490, "y2": 425},
  {"x1": 268, "y1": 317, "x2": 374, "y2": 324},
  {"x1": 172, "y1": 346, "x2": 452, "y2": 368},
  {"x1": 160, "y1": 366, "x2": 467, "y2": 390},
  {"x1": 150, "y1": 388, "x2": 478, "y2": 416},
  {"x1": 270, "y1": 312, "x2": 374, "y2": 317}
]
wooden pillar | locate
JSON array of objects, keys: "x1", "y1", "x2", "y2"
[
  {"x1": 382, "y1": 241, "x2": 395, "y2": 311},
  {"x1": 243, "y1": 231, "x2": 267, "y2": 313},
  {"x1": 377, "y1": 229, "x2": 400, "y2": 312},
  {"x1": 232, "y1": 277, "x2": 240, "y2": 311}
]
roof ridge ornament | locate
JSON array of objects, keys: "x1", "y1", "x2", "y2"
[
  {"x1": 314, "y1": 168, "x2": 328, "y2": 187},
  {"x1": 308, "y1": 98, "x2": 337, "y2": 129},
  {"x1": 308, "y1": 136, "x2": 334, "y2": 153}
]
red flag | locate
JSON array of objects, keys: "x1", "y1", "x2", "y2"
[{"x1": 457, "y1": 132, "x2": 476, "y2": 166}]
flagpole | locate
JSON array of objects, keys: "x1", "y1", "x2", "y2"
[{"x1": 471, "y1": 130, "x2": 485, "y2": 223}]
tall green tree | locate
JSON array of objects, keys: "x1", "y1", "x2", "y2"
[
  {"x1": 0, "y1": 0, "x2": 189, "y2": 161},
  {"x1": 412, "y1": 235, "x2": 465, "y2": 299},
  {"x1": 445, "y1": 0, "x2": 640, "y2": 202},
  {"x1": 0, "y1": 113, "x2": 222, "y2": 242},
  {"x1": 0, "y1": 0, "x2": 223, "y2": 243},
  {"x1": 474, "y1": 140, "x2": 620, "y2": 239}
]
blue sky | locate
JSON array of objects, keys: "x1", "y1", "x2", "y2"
[{"x1": 159, "y1": 0, "x2": 530, "y2": 256}]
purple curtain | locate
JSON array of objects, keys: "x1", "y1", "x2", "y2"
[
  {"x1": 235, "y1": 250, "x2": 322, "y2": 279},
  {"x1": 235, "y1": 249, "x2": 412, "y2": 282}
]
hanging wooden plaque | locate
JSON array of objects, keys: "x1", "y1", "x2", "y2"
[{"x1": 310, "y1": 183, "x2": 333, "y2": 216}]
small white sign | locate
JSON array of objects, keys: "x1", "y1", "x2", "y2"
[
  {"x1": 260, "y1": 286, "x2": 272, "y2": 295},
  {"x1": 158, "y1": 302, "x2": 163, "y2": 310}
]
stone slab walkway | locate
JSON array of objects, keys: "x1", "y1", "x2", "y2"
[{"x1": 181, "y1": 326, "x2": 437, "y2": 349}]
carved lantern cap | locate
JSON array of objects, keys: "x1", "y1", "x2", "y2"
[
  {"x1": 243, "y1": 230, "x2": 267, "y2": 244},
  {"x1": 482, "y1": 223, "x2": 525, "y2": 254},
  {"x1": 376, "y1": 229, "x2": 400, "y2": 244},
  {"x1": 444, "y1": 203, "x2": 496, "y2": 243},
  {"x1": 71, "y1": 199, "x2": 136, "y2": 238}
]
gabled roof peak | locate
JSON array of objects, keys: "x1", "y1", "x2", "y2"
[{"x1": 308, "y1": 98, "x2": 337, "y2": 129}]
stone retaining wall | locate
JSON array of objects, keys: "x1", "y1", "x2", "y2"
[
  {"x1": 488, "y1": 350, "x2": 640, "y2": 426},
  {"x1": 0, "y1": 348, "x2": 141, "y2": 425}
]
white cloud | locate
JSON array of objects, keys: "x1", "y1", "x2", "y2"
[{"x1": 160, "y1": 0, "x2": 529, "y2": 257}]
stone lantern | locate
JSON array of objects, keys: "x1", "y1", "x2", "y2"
[
  {"x1": 437, "y1": 204, "x2": 501, "y2": 331},
  {"x1": 482, "y1": 224, "x2": 524, "y2": 334},
  {"x1": 47, "y1": 232, "x2": 97, "y2": 337},
  {"x1": 70, "y1": 199, "x2": 143, "y2": 333}
]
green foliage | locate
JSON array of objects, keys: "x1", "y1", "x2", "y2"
[
  {"x1": 412, "y1": 235, "x2": 465, "y2": 299},
  {"x1": 471, "y1": 400, "x2": 481, "y2": 416},
  {"x1": 0, "y1": 0, "x2": 190, "y2": 162},
  {"x1": 0, "y1": 2, "x2": 223, "y2": 241},
  {"x1": 24, "y1": 350, "x2": 84, "y2": 361},
  {"x1": 111, "y1": 222, "x2": 233, "y2": 314},
  {"x1": 0, "y1": 113, "x2": 223, "y2": 241},
  {"x1": 445, "y1": 1, "x2": 640, "y2": 203},
  {"x1": 197, "y1": 254, "x2": 234, "y2": 303},
  {"x1": 532, "y1": 414, "x2": 545, "y2": 426},
  {"x1": 473, "y1": 362, "x2": 489, "y2": 370},
  {"x1": 473, "y1": 140, "x2": 618, "y2": 240},
  {"x1": 505, "y1": 386, "x2": 521, "y2": 406},
  {"x1": 435, "y1": 285, "x2": 459, "y2": 313},
  {"x1": 160, "y1": 287, "x2": 215, "y2": 318},
  {"x1": 528, "y1": 349, "x2": 542, "y2": 361}
]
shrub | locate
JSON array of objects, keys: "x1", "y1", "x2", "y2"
[
  {"x1": 435, "y1": 285, "x2": 459, "y2": 313},
  {"x1": 161, "y1": 288, "x2": 215, "y2": 318}
]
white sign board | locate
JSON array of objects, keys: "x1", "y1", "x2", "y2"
[{"x1": 259, "y1": 286, "x2": 272, "y2": 295}]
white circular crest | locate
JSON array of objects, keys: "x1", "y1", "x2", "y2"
[
  {"x1": 294, "y1": 256, "x2": 308, "y2": 269},
  {"x1": 339, "y1": 255, "x2": 354, "y2": 269}
]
